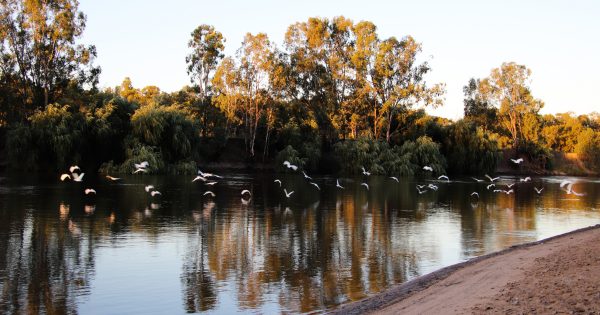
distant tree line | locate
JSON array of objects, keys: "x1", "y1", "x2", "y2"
[{"x1": 1, "y1": 0, "x2": 599, "y2": 174}]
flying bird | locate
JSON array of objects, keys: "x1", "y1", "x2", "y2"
[
  {"x1": 309, "y1": 182, "x2": 320, "y2": 190},
  {"x1": 205, "y1": 181, "x2": 217, "y2": 186},
  {"x1": 534, "y1": 187, "x2": 544, "y2": 194},
  {"x1": 487, "y1": 184, "x2": 496, "y2": 190},
  {"x1": 471, "y1": 177, "x2": 484, "y2": 182},
  {"x1": 133, "y1": 168, "x2": 148, "y2": 174},
  {"x1": 60, "y1": 174, "x2": 71, "y2": 181},
  {"x1": 70, "y1": 165, "x2": 81, "y2": 173},
  {"x1": 470, "y1": 192, "x2": 479, "y2": 198},
  {"x1": 520, "y1": 177, "x2": 531, "y2": 182},
  {"x1": 241, "y1": 190, "x2": 251, "y2": 196},
  {"x1": 510, "y1": 158, "x2": 524, "y2": 164},
  {"x1": 389, "y1": 176, "x2": 399, "y2": 182},
  {"x1": 283, "y1": 189, "x2": 294, "y2": 198},
  {"x1": 361, "y1": 167, "x2": 371, "y2": 176},
  {"x1": 303, "y1": 171, "x2": 313, "y2": 180},
  {"x1": 416, "y1": 186, "x2": 428, "y2": 194},
  {"x1": 72, "y1": 173, "x2": 85, "y2": 182},
  {"x1": 438, "y1": 175, "x2": 449, "y2": 182},
  {"x1": 192, "y1": 176, "x2": 206, "y2": 182},
  {"x1": 505, "y1": 183, "x2": 515, "y2": 188},
  {"x1": 423, "y1": 166, "x2": 433, "y2": 172},
  {"x1": 361, "y1": 183, "x2": 369, "y2": 190},
  {"x1": 485, "y1": 174, "x2": 500, "y2": 182},
  {"x1": 84, "y1": 188, "x2": 96, "y2": 195},
  {"x1": 336, "y1": 179, "x2": 344, "y2": 189},
  {"x1": 150, "y1": 190, "x2": 161, "y2": 196},
  {"x1": 203, "y1": 191, "x2": 216, "y2": 197},
  {"x1": 428, "y1": 183, "x2": 438, "y2": 191},
  {"x1": 274, "y1": 179, "x2": 282, "y2": 186},
  {"x1": 145, "y1": 185, "x2": 155, "y2": 192},
  {"x1": 283, "y1": 161, "x2": 298, "y2": 171},
  {"x1": 134, "y1": 161, "x2": 149, "y2": 169},
  {"x1": 105, "y1": 175, "x2": 121, "y2": 181}
]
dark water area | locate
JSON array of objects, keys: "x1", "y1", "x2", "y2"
[{"x1": 0, "y1": 173, "x2": 599, "y2": 314}]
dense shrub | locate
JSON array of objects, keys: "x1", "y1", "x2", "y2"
[
  {"x1": 333, "y1": 136, "x2": 446, "y2": 176},
  {"x1": 442, "y1": 120, "x2": 500, "y2": 175}
]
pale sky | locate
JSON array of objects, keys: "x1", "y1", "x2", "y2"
[{"x1": 79, "y1": 0, "x2": 599, "y2": 120}]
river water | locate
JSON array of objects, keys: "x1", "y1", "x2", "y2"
[{"x1": 0, "y1": 173, "x2": 598, "y2": 314}]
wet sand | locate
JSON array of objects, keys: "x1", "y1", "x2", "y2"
[{"x1": 333, "y1": 224, "x2": 600, "y2": 314}]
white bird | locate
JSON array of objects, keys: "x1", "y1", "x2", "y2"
[
  {"x1": 192, "y1": 176, "x2": 206, "y2": 182},
  {"x1": 361, "y1": 182, "x2": 369, "y2": 190},
  {"x1": 485, "y1": 174, "x2": 500, "y2": 182},
  {"x1": 493, "y1": 189, "x2": 503, "y2": 193},
  {"x1": 470, "y1": 192, "x2": 479, "y2": 198},
  {"x1": 416, "y1": 186, "x2": 428, "y2": 194},
  {"x1": 560, "y1": 181, "x2": 585, "y2": 196},
  {"x1": 283, "y1": 161, "x2": 298, "y2": 171},
  {"x1": 559, "y1": 180, "x2": 572, "y2": 188},
  {"x1": 506, "y1": 183, "x2": 515, "y2": 188},
  {"x1": 69, "y1": 165, "x2": 80, "y2": 173},
  {"x1": 510, "y1": 158, "x2": 524, "y2": 164},
  {"x1": 505, "y1": 189, "x2": 514, "y2": 195},
  {"x1": 428, "y1": 184, "x2": 438, "y2": 191},
  {"x1": 389, "y1": 176, "x2": 399, "y2": 182},
  {"x1": 60, "y1": 173, "x2": 71, "y2": 181},
  {"x1": 84, "y1": 188, "x2": 96, "y2": 195},
  {"x1": 438, "y1": 175, "x2": 449, "y2": 182},
  {"x1": 534, "y1": 187, "x2": 544, "y2": 194},
  {"x1": 150, "y1": 190, "x2": 161, "y2": 196},
  {"x1": 106, "y1": 175, "x2": 121, "y2": 181},
  {"x1": 303, "y1": 171, "x2": 312, "y2": 180},
  {"x1": 336, "y1": 179, "x2": 344, "y2": 189},
  {"x1": 416, "y1": 184, "x2": 427, "y2": 189},
  {"x1": 134, "y1": 161, "x2": 149, "y2": 169},
  {"x1": 72, "y1": 173, "x2": 85, "y2": 182},
  {"x1": 274, "y1": 179, "x2": 282, "y2": 186},
  {"x1": 283, "y1": 189, "x2": 294, "y2": 198},
  {"x1": 145, "y1": 185, "x2": 154, "y2": 192},
  {"x1": 361, "y1": 166, "x2": 371, "y2": 176},
  {"x1": 309, "y1": 182, "x2": 320, "y2": 190},
  {"x1": 471, "y1": 177, "x2": 484, "y2": 182},
  {"x1": 520, "y1": 177, "x2": 531, "y2": 182},
  {"x1": 241, "y1": 190, "x2": 251, "y2": 196},
  {"x1": 198, "y1": 171, "x2": 222, "y2": 179},
  {"x1": 487, "y1": 184, "x2": 496, "y2": 190},
  {"x1": 205, "y1": 181, "x2": 217, "y2": 186},
  {"x1": 133, "y1": 168, "x2": 147, "y2": 174},
  {"x1": 423, "y1": 166, "x2": 433, "y2": 172},
  {"x1": 241, "y1": 198, "x2": 251, "y2": 206},
  {"x1": 203, "y1": 191, "x2": 215, "y2": 197}
]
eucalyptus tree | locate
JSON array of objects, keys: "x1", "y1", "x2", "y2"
[
  {"x1": 186, "y1": 24, "x2": 225, "y2": 101},
  {"x1": 371, "y1": 35, "x2": 444, "y2": 142},
  {"x1": 237, "y1": 32, "x2": 274, "y2": 157},
  {"x1": 283, "y1": 16, "x2": 356, "y2": 140},
  {"x1": 0, "y1": 0, "x2": 99, "y2": 115},
  {"x1": 478, "y1": 62, "x2": 543, "y2": 149}
]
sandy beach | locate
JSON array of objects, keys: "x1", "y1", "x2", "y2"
[{"x1": 333, "y1": 224, "x2": 600, "y2": 314}]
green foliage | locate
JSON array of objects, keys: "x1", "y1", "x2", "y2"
[
  {"x1": 575, "y1": 129, "x2": 600, "y2": 171},
  {"x1": 442, "y1": 120, "x2": 500, "y2": 175},
  {"x1": 131, "y1": 105, "x2": 201, "y2": 163},
  {"x1": 5, "y1": 123, "x2": 36, "y2": 170},
  {"x1": 333, "y1": 136, "x2": 445, "y2": 176}
]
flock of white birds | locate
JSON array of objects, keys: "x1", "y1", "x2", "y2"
[{"x1": 59, "y1": 158, "x2": 586, "y2": 204}]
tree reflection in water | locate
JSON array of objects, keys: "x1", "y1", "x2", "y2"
[{"x1": 0, "y1": 174, "x2": 598, "y2": 313}]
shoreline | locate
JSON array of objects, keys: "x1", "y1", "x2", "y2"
[{"x1": 332, "y1": 224, "x2": 600, "y2": 314}]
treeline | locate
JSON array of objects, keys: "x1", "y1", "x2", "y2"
[{"x1": 1, "y1": 0, "x2": 599, "y2": 175}]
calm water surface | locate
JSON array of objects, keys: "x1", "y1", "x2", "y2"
[{"x1": 0, "y1": 173, "x2": 599, "y2": 314}]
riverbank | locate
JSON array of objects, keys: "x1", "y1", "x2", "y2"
[{"x1": 333, "y1": 224, "x2": 600, "y2": 314}]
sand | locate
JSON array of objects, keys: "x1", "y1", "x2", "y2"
[{"x1": 333, "y1": 224, "x2": 600, "y2": 315}]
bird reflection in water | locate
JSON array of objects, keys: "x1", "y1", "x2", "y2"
[
  {"x1": 84, "y1": 204, "x2": 95, "y2": 215},
  {"x1": 59, "y1": 202, "x2": 70, "y2": 221}
]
